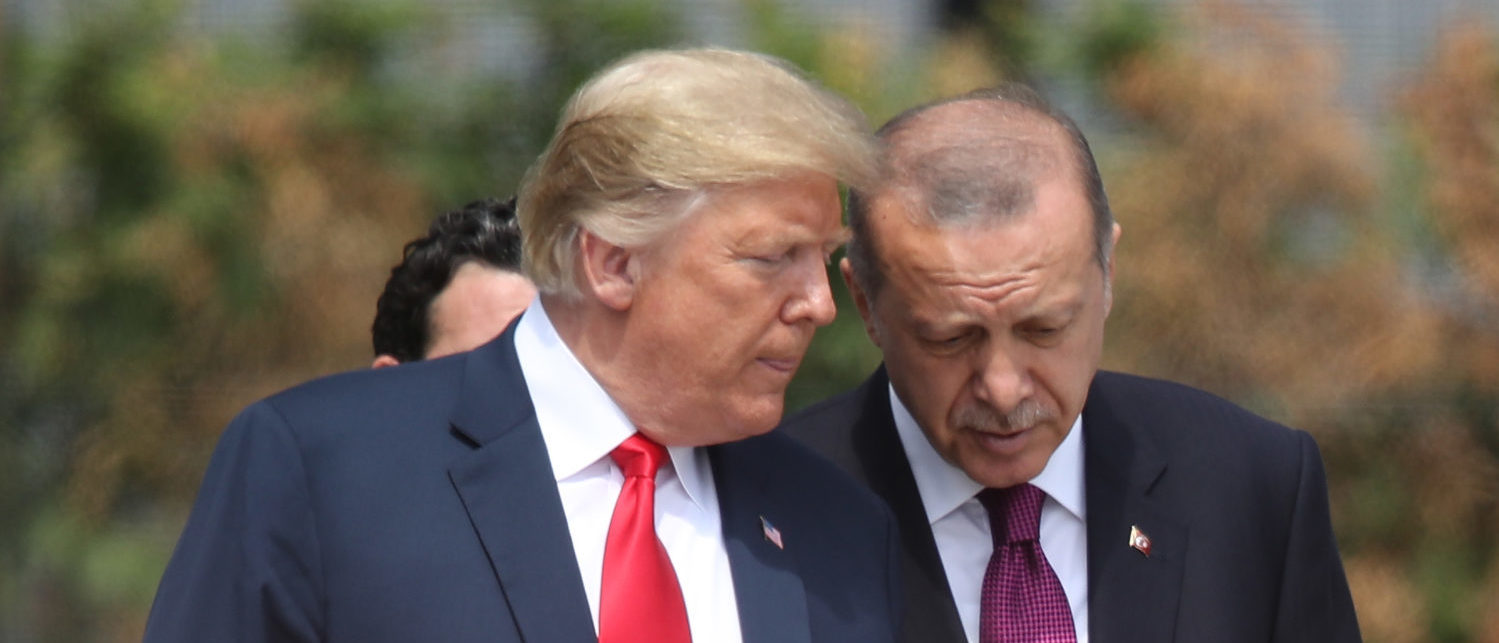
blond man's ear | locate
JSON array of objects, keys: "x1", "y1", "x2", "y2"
[{"x1": 577, "y1": 229, "x2": 639, "y2": 312}]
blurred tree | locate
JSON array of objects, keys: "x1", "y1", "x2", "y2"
[
  {"x1": 3, "y1": 0, "x2": 433, "y2": 637},
  {"x1": 1074, "y1": 0, "x2": 1158, "y2": 80},
  {"x1": 1397, "y1": 19, "x2": 1499, "y2": 642},
  {"x1": 938, "y1": 0, "x2": 1036, "y2": 83},
  {"x1": 0, "y1": 0, "x2": 680, "y2": 640},
  {"x1": 1100, "y1": 1, "x2": 1408, "y2": 412}
]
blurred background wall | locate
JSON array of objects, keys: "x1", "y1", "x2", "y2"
[{"x1": 2, "y1": 0, "x2": 1497, "y2": 641}]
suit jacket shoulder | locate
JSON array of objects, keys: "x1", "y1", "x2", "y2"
[
  {"x1": 249, "y1": 351, "x2": 470, "y2": 450},
  {"x1": 1089, "y1": 370, "x2": 1303, "y2": 448},
  {"x1": 1083, "y1": 370, "x2": 1361, "y2": 643},
  {"x1": 145, "y1": 328, "x2": 595, "y2": 643}
]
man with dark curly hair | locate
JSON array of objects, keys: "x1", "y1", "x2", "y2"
[{"x1": 370, "y1": 197, "x2": 536, "y2": 367}]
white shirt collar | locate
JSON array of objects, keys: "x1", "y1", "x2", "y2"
[
  {"x1": 888, "y1": 383, "x2": 1086, "y2": 524},
  {"x1": 513, "y1": 298, "x2": 714, "y2": 511}
]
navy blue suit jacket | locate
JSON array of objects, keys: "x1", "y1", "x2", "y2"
[
  {"x1": 144, "y1": 324, "x2": 902, "y2": 642},
  {"x1": 781, "y1": 367, "x2": 1361, "y2": 642}
]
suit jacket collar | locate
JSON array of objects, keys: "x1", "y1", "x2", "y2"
[
  {"x1": 447, "y1": 322, "x2": 597, "y2": 643},
  {"x1": 851, "y1": 366, "x2": 968, "y2": 642},
  {"x1": 1082, "y1": 371, "x2": 1185, "y2": 641}
]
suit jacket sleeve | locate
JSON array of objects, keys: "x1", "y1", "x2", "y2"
[
  {"x1": 144, "y1": 401, "x2": 325, "y2": 643},
  {"x1": 1273, "y1": 432, "x2": 1361, "y2": 643}
]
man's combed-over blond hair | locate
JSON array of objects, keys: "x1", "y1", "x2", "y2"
[{"x1": 517, "y1": 47, "x2": 878, "y2": 297}]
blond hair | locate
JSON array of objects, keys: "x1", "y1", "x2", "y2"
[{"x1": 517, "y1": 47, "x2": 877, "y2": 296}]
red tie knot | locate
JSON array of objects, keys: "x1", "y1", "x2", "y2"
[
  {"x1": 611, "y1": 433, "x2": 669, "y2": 479},
  {"x1": 978, "y1": 483, "x2": 1046, "y2": 545}
]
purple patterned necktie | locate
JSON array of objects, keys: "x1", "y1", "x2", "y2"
[{"x1": 978, "y1": 484, "x2": 1077, "y2": 643}]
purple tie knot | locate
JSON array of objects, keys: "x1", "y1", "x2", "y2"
[{"x1": 978, "y1": 483, "x2": 1045, "y2": 545}]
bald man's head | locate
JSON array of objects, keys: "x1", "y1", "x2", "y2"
[{"x1": 845, "y1": 85, "x2": 1114, "y2": 299}]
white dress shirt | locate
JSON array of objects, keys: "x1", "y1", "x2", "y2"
[
  {"x1": 513, "y1": 300, "x2": 743, "y2": 643},
  {"x1": 890, "y1": 385, "x2": 1090, "y2": 642}
]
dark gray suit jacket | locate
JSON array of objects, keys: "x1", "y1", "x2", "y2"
[
  {"x1": 143, "y1": 322, "x2": 902, "y2": 642},
  {"x1": 781, "y1": 366, "x2": 1360, "y2": 642}
]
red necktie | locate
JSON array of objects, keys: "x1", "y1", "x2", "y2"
[
  {"x1": 978, "y1": 484, "x2": 1077, "y2": 643},
  {"x1": 599, "y1": 434, "x2": 692, "y2": 643}
]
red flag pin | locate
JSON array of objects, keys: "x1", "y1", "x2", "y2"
[{"x1": 1129, "y1": 525, "x2": 1152, "y2": 557}]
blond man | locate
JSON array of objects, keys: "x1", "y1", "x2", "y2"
[{"x1": 145, "y1": 49, "x2": 901, "y2": 643}]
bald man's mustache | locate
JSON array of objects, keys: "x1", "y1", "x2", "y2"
[{"x1": 952, "y1": 398, "x2": 1053, "y2": 434}]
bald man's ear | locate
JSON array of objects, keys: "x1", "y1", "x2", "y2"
[
  {"x1": 372, "y1": 355, "x2": 401, "y2": 369},
  {"x1": 840, "y1": 257, "x2": 882, "y2": 348},
  {"x1": 578, "y1": 229, "x2": 637, "y2": 311},
  {"x1": 1104, "y1": 222, "x2": 1122, "y2": 316}
]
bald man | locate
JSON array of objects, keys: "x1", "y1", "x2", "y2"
[{"x1": 782, "y1": 84, "x2": 1359, "y2": 643}]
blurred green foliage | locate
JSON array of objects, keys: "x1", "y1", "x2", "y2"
[{"x1": 2, "y1": 1, "x2": 1496, "y2": 641}]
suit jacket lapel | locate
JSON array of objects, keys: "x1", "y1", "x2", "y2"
[
  {"x1": 447, "y1": 326, "x2": 597, "y2": 643},
  {"x1": 1083, "y1": 372, "x2": 1185, "y2": 642},
  {"x1": 850, "y1": 367, "x2": 967, "y2": 642},
  {"x1": 709, "y1": 443, "x2": 812, "y2": 643}
]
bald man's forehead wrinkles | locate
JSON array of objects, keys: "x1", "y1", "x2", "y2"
[
  {"x1": 952, "y1": 274, "x2": 1038, "y2": 302},
  {"x1": 900, "y1": 269, "x2": 1046, "y2": 334}
]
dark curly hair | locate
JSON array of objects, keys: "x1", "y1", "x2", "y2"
[{"x1": 371, "y1": 197, "x2": 524, "y2": 363}]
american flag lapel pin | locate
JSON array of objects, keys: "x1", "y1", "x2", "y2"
[
  {"x1": 1129, "y1": 525, "x2": 1152, "y2": 557},
  {"x1": 760, "y1": 516, "x2": 784, "y2": 550}
]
